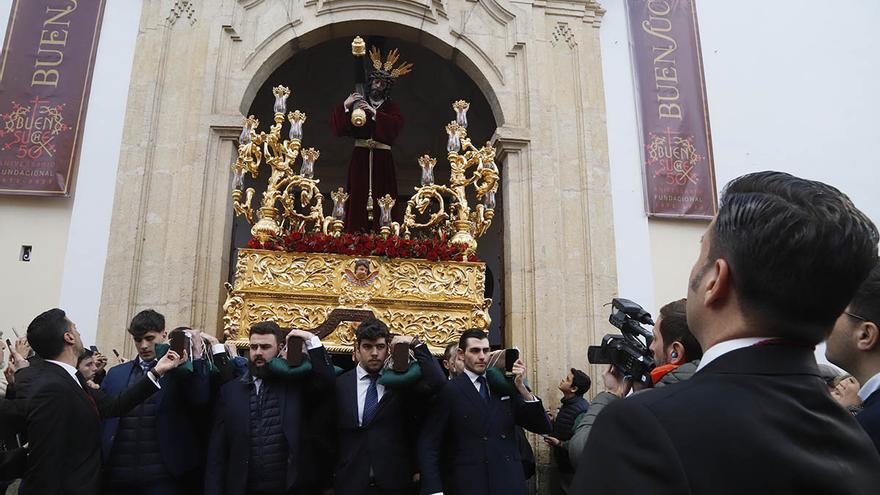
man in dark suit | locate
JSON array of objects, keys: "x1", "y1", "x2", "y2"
[
  {"x1": 101, "y1": 311, "x2": 212, "y2": 495},
  {"x1": 333, "y1": 318, "x2": 446, "y2": 495},
  {"x1": 419, "y1": 328, "x2": 551, "y2": 495},
  {"x1": 19, "y1": 308, "x2": 185, "y2": 495},
  {"x1": 826, "y1": 265, "x2": 880, "y2": 451},
  {"x1": 573, "y1": 171, "x2": 880, "y2": 494},
  {"x1": 205, "y1": 321, "x2": 335, "y2": 495}
]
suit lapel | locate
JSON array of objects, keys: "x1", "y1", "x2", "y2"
[
  {"x1": 45, "y1": 362, "x2": 94, "y2": 413},
  {"x1": 343, "y1": 370, "x2": 360, "y2": 428},
  {"x1": 455, "y1": 373, "x2": 488, "y2": 416},
  {"x1": 232, "y1": 379, "x2": 252, "y2": 433},
  {"x1": 371, "y1": 387, "x2": 396, "y2": 421}
]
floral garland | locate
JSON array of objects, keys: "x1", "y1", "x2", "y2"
[{"x1": 246, "y1": 231, "x2": 479, "y2": 262}]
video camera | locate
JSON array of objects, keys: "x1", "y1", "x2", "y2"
[{"x1": 587, "y1": 298, "x2": 656, "y2": 387}]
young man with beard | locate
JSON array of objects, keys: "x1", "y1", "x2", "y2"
[
  {"x1": 573, "y1": 171, "x2": 880, "y2": 494},
  {"x1": 419, "y1": 328, "x2": 552, "y2": 495},
  {"x1": 826, "y1": 265, "x2": 880, "y2": 451},
  {"x1": 206, "y1": 321, "x2": 335, "y2": 495},
  {"x1": 332, "y1": 317, "x2": 446, "y2": 495},
  {"x1": 100, "y1": 311, "x2": 212, "y2": 495}
]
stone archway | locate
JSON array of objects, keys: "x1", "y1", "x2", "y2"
[{"x1": 97, "y1": 4, "x2": 618, "y2": 483}]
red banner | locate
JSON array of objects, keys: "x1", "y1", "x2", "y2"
[
  {"x1": 0, "y1": 0, "x2": 105, "y2": 196},
  {"x1": 627, "y1": 0, "x2": 717, "y2": 218}
]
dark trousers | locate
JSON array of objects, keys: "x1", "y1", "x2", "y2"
[
  {"x1": 365, "y1": 487, "x2": 416, "y2": 495},
  {"x1": 104, "y1": 478, "x2": 184, "y2": 495}
]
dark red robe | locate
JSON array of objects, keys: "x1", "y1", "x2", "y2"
[{"x1": 330, "y1": 100, "x2": 403, "y2": 233}]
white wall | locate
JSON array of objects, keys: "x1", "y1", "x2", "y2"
[
  {"x1": 0, "y1": 1, "x2": 142, "y2": 346},
  {"x1": 57, "y1": 0, "x2": 143, "y2": 347},
  {"x1": 601, "y1": 0, "x2": 880, "y2": 363},
  {"x1": 0, "y1": 0, "x2": 72, "y2": 339}
]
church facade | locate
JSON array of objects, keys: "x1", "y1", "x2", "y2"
[{"x1": 1, "y1": 2, "x2": 878, "y2": 488}]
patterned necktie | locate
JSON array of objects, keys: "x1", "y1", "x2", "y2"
[
  {"x1": 362, "y1": 373, "x2": 380, "y2": 426},
  {"x1": 477, "y1": 375, "x2": 490, "y2": 402},
  {"x1": 139, "y1": 359, "x2": 157, "y2": 373}
]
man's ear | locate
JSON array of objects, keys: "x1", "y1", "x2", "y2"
[
  {"x1": 704, "y1": 258, "x2": 731, "y2": 306},
  {"x1": 63, "y1": 332, "x2": 76, "y2": 346},
  {"x1": 669, "y1": 341, "x2": 686, "y2": 365},
  {"x1": 856, "y1": 322, "x2": 880, "y2": 352}
]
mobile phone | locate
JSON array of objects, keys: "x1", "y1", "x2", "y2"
[
  {"x1": 4, "y1": 339, "x2": 11, "y2": 350},
  {"x1": 392, "y1": 342, "x2": 409, "y2": 373},
  {"x1": 504, "y1": 348, "x2": 520, "y2": 374},
  {"x1": 90, "y1": 345, "x2": 99, "y2": 353},
  {"x1": 169, "y1": 329, "x2": 190, "y2": 357},
  {"x1": 112, "y1": 349, "x2": 120, "y2": 357},
  {"x1": 286, "y1": 335, "x2": 304, "y2": 367}
]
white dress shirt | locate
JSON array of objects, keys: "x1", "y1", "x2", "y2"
[
  {"x1": 858, "y1": 372, "x2": 880, "y2": 402},
  {"x1": 46, "y1": 359, "x2": 81, "y2": 386},
  {"x1": 356, "y1": 364, "x2": 385, "y2": 426},
  {"x1": 696, "y1": 337, "x2": 780, "y2": 372}
]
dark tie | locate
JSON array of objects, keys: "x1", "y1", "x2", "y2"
[
  {"x1": 362, "y1": 373, "x2": 380, "y2": 426},
  {"x1": 477, "y1": 375, "x2": 490, "y2": 402}
]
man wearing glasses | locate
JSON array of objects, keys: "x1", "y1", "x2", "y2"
[{"x1": 827, "y1": 265, "x2": 880, "y2": 452}]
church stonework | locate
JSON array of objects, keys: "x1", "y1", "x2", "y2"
[{"x1": 97, "y1": 0, "x2": 617, "y2": 482}]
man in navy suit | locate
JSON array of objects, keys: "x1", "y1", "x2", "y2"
[
  {"x1": 333, "y1": 318, "x2": 446, "y2": 495},
  {"x1": 205, "y1": 321, "x2": 335, "y2": 495},
  {"x1": 100, "y1": 310, "x2": 211, "y2": 495},
  {"x1": 827, "y1": 265, "x2": 880, "y2": 451},
  {"x1": 419, "y1": 328, "x2": 551, "y2": 495}
]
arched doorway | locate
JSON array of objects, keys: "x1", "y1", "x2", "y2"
[{"x1": 229, "y1": 33, "x2": 505, "y2": 348}]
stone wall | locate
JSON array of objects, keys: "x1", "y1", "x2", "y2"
[{"x1": 97, "y1": 0, "x2": 618, "y2": 487}]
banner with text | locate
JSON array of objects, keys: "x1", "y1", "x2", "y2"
[
  {"x1": 0, "y1": 0, "x2": 106, "y2": 196},
  {"x1": 627, "y1": 0, "x2": 716, "y2": 218}
]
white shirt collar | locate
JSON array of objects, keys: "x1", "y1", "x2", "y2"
[
  {"x1": 858, "y1": 372, "x2": 880, "y2": 402},
  {"x1": 356, "y1": 363, "x2": 382, "y2": 380},
  {"x1": 463, "y1": 368, "x2": 485, "y2": 384},
  {"x1": 46, "y1": 359, "x2": 80, "y2": 386},
  {"x1": 696, "y1": 337, "x2": 779, "y2": 372}
]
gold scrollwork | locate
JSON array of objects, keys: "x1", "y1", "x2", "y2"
[
  {"x1": 246, "y1": 254, "x2": 335, "y2": 291},
  {"x1": 222, "y1": 250, "x2": 489, "y2": 354}
]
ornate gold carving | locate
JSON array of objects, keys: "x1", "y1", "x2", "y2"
[
  {"x1": 230, "y1": 91, "x2": 500, "y2": 259},
  {"x1": 223, "y1": 249, "x2": 488, "y2": 353}
]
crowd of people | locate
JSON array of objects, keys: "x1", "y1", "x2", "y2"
[{"x1": 1, "y1": 170, "x2": 880, "y2": 494}]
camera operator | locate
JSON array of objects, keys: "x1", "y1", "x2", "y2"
[{"x1": 566, "y1": 299, "x2": 702, "y2": 467}]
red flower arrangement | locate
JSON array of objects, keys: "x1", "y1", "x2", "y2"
[{"x1": 246, "y1": 232, "x2": 479, "y2": 262}]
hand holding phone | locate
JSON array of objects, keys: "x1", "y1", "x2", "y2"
[
  {"x1": 286, "y1": 335, "x2": 304, "y2": 366},
  {"x1": 504, "y1": 348, "x2": 520, "y2": 376},
  {"x1": 392, "y1": 342, "x2": 409, "y2": 372},
  {"x1": 169, "y1": 329, "x2": 191, "y2": 358}
]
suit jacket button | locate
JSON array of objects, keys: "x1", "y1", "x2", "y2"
[
  {"x1": 500, "y1": 434, "x2": 507, "y2": 439},
  {"x1": 484, "y1": 459, "x2": 489, "y2": 464},
  {"x1": 505, "y1": 456, "x2": 511, "y2": 461},
  {"x1": 482, "y1": 436, "x2": 489, "y2": 441}
]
